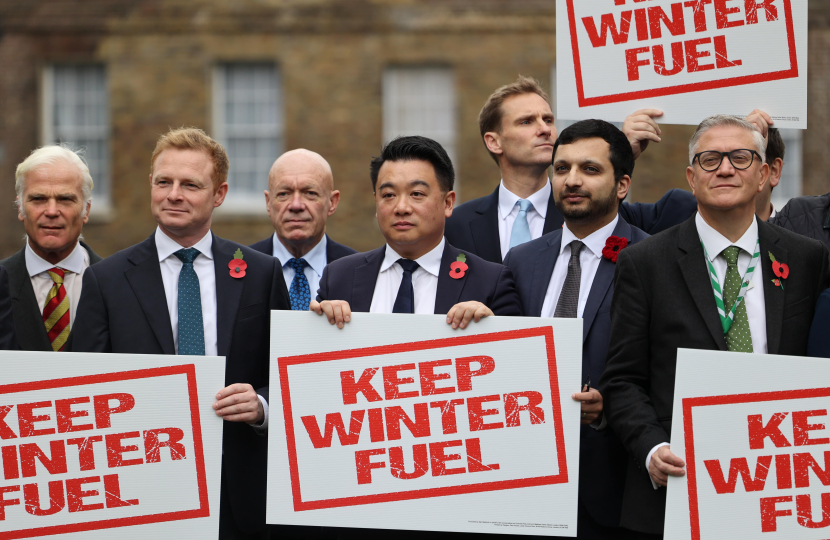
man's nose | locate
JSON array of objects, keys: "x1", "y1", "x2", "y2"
[
  {"x1": 44, "y1": 199, "x2": 60, "y2": 216},
  {"x1": 167, "y1": 182, "x2": 184, "y2": 200},
  {"x1": 716, "y1": 153, "x2": 737, "y2": 176},
  {"x1": 288, "y1": 193, "x2": 305, "y2": 210}
]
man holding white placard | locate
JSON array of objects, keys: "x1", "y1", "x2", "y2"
[{"x1": 600, "y1": 114, "x2": 830, "y2": 538}]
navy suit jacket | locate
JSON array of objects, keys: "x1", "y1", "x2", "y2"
[
  {"x1": 249, "y1": 234, "x2": 357, "y2": 263},
  {"x1": 503, "y1": 218, "x2": 648, "y2": 528},
  {"x1": 0, "y1": 241, "x2": 102, "y2": 351},
  {"x1": 445, "y1": 186, "x2": 696, "y2": 263},
  {"x1": 70, "y1": 233, "x2": 291, "y2": 534},
  {"x1": 317, "y1": 241, "x2": 522, "y2": 316},
  {"x1": 808, "y1": 287, "x2": 830, "y2": 357},
  {"x1": 0, "y1": 266, "x2": 15, "y2": 350}
]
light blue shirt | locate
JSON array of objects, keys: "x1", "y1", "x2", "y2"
[{"x1": 271, "y1": 234, "x2": 328, "y2": 300}]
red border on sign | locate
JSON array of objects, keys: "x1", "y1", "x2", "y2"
[
  {"x1": 279, "y1": 326, "x2": 568, "y2": 511},
  {"x1": 0, "y1": 365, "x2": 210, "y2": 540},
  {"x1": 565, "y1": 0, "x2": 799, "y2": 106},
  {"x1": 682, "y1": 387, "x2": 830, "y2": 540}
]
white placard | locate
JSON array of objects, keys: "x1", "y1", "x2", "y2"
[
  {"x1": 267, "y1": 312, "x2": 582, "y2": 536},
  {"x1": 556, "y1": 0, "x2": 808, "y2": 128},
  {"x1": 666, "y1": 349, "x2": 830, "y2": 539},
  {"x1": 0, "y1": 352, "x2": 225, "y2": 539}
]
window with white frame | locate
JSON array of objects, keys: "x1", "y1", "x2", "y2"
[
  {"x1": 383, "y1": 67, "x2": 457, "y2": 183},
  {"x1": 42, "y1": 65, "x2": 110, "y2": 211},
  {"x1": 771, "y1": 128, "x2": 803, "y2": 212},
  {"x1": 213, "y1": 63, "x2": 283, "y2": 212}
]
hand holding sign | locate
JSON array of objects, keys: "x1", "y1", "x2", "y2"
[
  {"x1": 622, "y1": 109, "x2": 664, "y2": 160},
  {"x1": 650, "y1": 445, "x2": 686, "y2": 487},
  {"x1": 213, "y1": 384, "x2": 264, "y2": 424}
]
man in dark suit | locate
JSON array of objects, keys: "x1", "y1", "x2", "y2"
[
  {"x1": 1, "y1": 145, "x2": 103, "y2": 351},
  {"x1": 600, "y1": 115, "x2": 830, "y2": 538},
  {"x1": 0, "y1": 267, "x2": 15, "y2": 350},
  {"x1": 72, "y1": 128, "x2": 291, "y2": 540},
  {"x1": 444, "y1": 77, "x2": 696, "y2": 263},
  {"x1": 250, "y1": 149, "x2": 356, "y2": 310},
  {"x1": 504, "y1": 119, "x2": 648, "y2": 539},
  {"x1": 312, "y1": 135, "x2": 521, "y2": 329}
]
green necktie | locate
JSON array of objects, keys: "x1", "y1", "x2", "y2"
[{"x1": 721, "y1": 246, "x2": 753, "y2": 353}]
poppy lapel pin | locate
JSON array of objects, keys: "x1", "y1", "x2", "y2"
[
  {"x1": 769, "y1": 252, "x2": 788, "y2": 290},
  {"x1": 602, "y1": 236, "x2": 629, "y2": 263},
  {"x1": 449, "y1": 253, "x2": 468, "y2": 280},
  {"x1": 228, "y1": 248, "x2": 247, "y2": 279}
]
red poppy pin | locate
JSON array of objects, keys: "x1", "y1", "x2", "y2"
[
  {"x1": 602, "y1": 236, "x2": 629, "y2": 263},
  {"x1": 769, "y1": 252, "x2": 788, "y2": 290},
  {"x1": 228, "y1": 248, "x2": 247, "y2": 279},
  {"x1": 449, "y1": 253, "x2": 468, "y2": 280}
]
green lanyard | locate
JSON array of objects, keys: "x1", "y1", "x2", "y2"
[{"x1": 700, "y1": 239, "x2": 761, "y2": 334}]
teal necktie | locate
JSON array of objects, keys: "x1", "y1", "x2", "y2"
[
  {"x1": 174, "y1": 248, "x2": 205, "y2": 355},
  {"x1": 509, "y1": 199, "x2": 533, "y2": 249}
]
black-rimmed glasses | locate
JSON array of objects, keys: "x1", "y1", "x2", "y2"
[{"x1": 693, "y1": 149, "x2": 761, "y2": 172}]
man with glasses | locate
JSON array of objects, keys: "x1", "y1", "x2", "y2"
[{"x1": 599, "y1": 114, "x2": 830, "y2": 539}]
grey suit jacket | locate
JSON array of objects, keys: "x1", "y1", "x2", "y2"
[{"x1": 0, "y1": 241, "x2": 103, "y2": 351}]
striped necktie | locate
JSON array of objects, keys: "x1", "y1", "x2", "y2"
[{"x1": 43, "y1": 268, "x2": 70, "y2": 351}]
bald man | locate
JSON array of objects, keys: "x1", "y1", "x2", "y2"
[{"x1": 250, "y1": 149, "x2": 356, "y2": 310}]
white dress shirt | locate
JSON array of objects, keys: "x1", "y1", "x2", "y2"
[
  {"x1": 272, "y1": 233, "x2": 327, "y2": 299},
  {"x1": 155, "y1": 227, "x2": 269, "y2": 429},
  {"x1": 498, "y1": 180, "x2": 551, "y2": 260},
  {"x1": 26, "y1": 240, "x2": 90, "y2": 329},
  {"x1": 647, "y1": 214, "x2": 767, "y2": 487},
  {"x1": 369, "y1": 239, "x2": 445, "y2": 314},
  {"x1": 541, "y1": 216, "x2": 620, "y2": 318}
]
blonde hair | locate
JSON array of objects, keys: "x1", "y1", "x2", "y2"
[
  {"x1": 15, "y1": 144, "x2": 93, "y2": 217},
  {"x1": 479, "y1": 76, "x2": 550, "y2": 164},
  {"x1": 151, "y1": 127, "x2": 229, "y2": 189}
]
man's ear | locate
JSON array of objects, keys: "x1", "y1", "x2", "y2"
[
  {"x1": 685, "y1": 166, "x2": 697, "y2": 195},
  {"x1": 617, "y1": 175, "x2": 631, "y2": 201},
  {"x1": 444, "y1": 190, "x2": 456, "y2": 218},
  {"x1": 328, "y1": 190, "x2": 341, "y2": 216},
  {"x1": 483, "y1": 132, "x2": 503, "y2": 157},
  {"x1": 213, "y1": 182, "x2": 229, "y2": 208},
  {"x1": 757, "y1": 163, "x2": 770, "y2": 194},
  {"x1": 769, "y1": 158, "x2": 783, "y2": 189}
]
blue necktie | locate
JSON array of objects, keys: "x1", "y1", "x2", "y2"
[
  {"x1": 174, "y1": 248, "x2": 205, "y2": 356},
  {"x1": 392, "y1": 259, "x2": 420, "y2": 314},
  {"x1": 509, "y1": 199, "x2": 533, "y2": 249},
  {"x1": 288, "y1": 258, "x2": 311, "y2": 311}
]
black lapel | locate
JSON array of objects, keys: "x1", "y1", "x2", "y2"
[
  {"x1": 677, "y1": 219, "x2": 728, "y2": 350},
  {"x1": 582, "y1": 219, "x2": 631, "y2": 342},
  {"x1": 434, "y1": 243, "x2": 467, "y2": 314},
  {"x1": 469, "y1": 188, "x2": 503, "y2": 264},
  {"x1": 351, "y1": 247, "x2": 385, "y2": 312},
  {"x1": 213, "y1": 235, "x2": 245, "y2": 358},
  {"x1": 758, "y1": 219, "x2": 785, "y2": 354},
  {"x1": 124, "y1": 235, "x2": 176, "y2": 355},
  {"x1": 543, "y1": 191, "x2": 565, "y2": 235},
  {"x1": 527, "y1": 233, "x2": 561, "y2": 317},
  {"x1": 5, "y1": 248, "x2": 52, "y2": 351}
]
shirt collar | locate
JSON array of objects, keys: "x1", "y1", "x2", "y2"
[
  {"x1": 380, "y1": 238, "x2": 445, "y2": 277},
  {"x1": 25, "y1": 240, "x2": 86, "y2": 277},
  {"x1": 560, "y1": 215, "x2": 620, "y2": 259},
  {"x1": 498, "y1": 180, "x2": 551, "y2": 220},
  {"x1": 272, "y1": 233, "x2": 328, "y2": 276},
  {"x1": 155, "y1": 227, "x2": 214, "y2": 262},
  {"x1": 695, "y1": 213, "x2": 758, "y2": 262}
]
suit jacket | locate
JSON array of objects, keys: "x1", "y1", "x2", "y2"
[
  {"x1": 0, "y1": 266, "x2": 15, "y2": 350},
  {"x1": 249, "y1": 233, "x2": 357, "y2": 263},
  {"x1": 503, "y1": 218, "x2": 648, "y2": 528},
  {"x1": 70, "y1": 233, "x2": 291, "y2": 534},
  {"x1": 444, "y1": 186, "x2": 697, "y2": 263},
  {"x1": 317, "y1": 241, "x2": 523, "y2": 316},
  {"x1": 808, "y1": 287, "x2": 830, "y2": 357},
  {"x1": 0, "y1": 241, "x2": 102, "y2": 351},
  {"x1": 599, "y1": 216, "x2": 830, "y2": 534}
]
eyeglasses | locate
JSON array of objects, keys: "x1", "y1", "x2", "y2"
[{"x1": 693, "y1": 149, "x2": 761, "y2": 172}]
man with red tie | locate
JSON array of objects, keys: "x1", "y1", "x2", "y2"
[{"x1": 0, "y1": 145, "x2": 103, "y2": 351}]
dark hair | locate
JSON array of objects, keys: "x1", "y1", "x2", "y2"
[
  {"x1": 370, "y1": 136, "x2": 455, "y2": 192},
  {"x1": 552, "y1": 119, "x2": 635, "y2": 181},
  {"x1": 766, "y1": 127, "x2": 786, "y2": 164}
]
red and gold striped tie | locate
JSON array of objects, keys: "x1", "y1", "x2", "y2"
[{"x1": 42, "y1": 268, "x2": 70, "y2": 351}]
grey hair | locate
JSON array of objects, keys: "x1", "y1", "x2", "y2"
[
  {"x1": 689, "y1": 114, "x2": 767, "y2": 166},
  {"x1": 15, "y1": 144, "x2": 94, "y2": 217}
]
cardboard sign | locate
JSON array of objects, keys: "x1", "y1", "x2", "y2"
[
  {"x1": 0, "y1": 352, "x2": 224, "y2": 539},
  {"x1": 665, "y1": 349, "x2": 830, "y2": 539},
  {"x1": 267, "y1": 312, "x2": 582, "y2": 536},
  {"x1": 556, "y1": 0, "x2": 808, "y2": 127}
]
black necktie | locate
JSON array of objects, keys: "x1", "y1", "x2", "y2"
[
  {"x1": 554, "y1": 240, "x2": 584, "y2": 318},
  {"x1": 392, "y1": 259, "x2": 420, "y2": 314}
]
